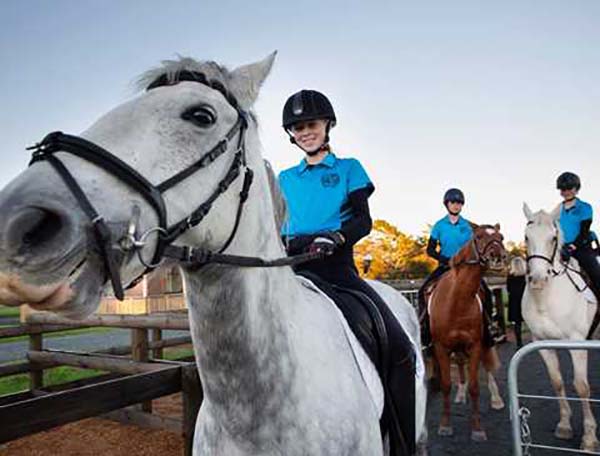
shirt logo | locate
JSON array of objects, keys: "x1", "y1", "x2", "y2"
[{"x1": 321, "y1": 173, "x2": 340, "y2": 188}]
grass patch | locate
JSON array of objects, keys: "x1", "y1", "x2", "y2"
[
  {"x1": 0, "y1": 326, "x2": 114, "y2": 345},
  {"x1": 162, "y1": 345, "x2": 194, "y2": 360},
  {"x1": 0, "y1": 306, "x2": 20, "y2": 318},
  {"x1": 0, "y1": 366, "x2": 105, "y2": 396},
  {"x1": 0, "y1": 344, "x2": 195, "y2": 397}
]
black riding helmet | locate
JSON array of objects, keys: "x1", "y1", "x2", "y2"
[
  {"x1": 556, "y1": 172, "x2": 581, "y2": 191},
  {"x1": 443, "y1": 188, "x2": 465, "y2": 206},
  {"x1": 282, "y1": 90, "x2": 336, "y2": 130}
]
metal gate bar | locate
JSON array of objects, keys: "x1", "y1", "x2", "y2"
[{"x1": 508, "y1": 340, "x2": 600, "y2": 456}]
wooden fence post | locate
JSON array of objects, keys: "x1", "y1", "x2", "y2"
[
  {"x1": 28, "y1": 332, "x2": 43, "y2": 390},
  {"x1": 132, "y1": 328, "x2": 151, "y2": 412},
  {"x1": 182, "y1": 364, "x2": 202, "y2": 456},
  {"x1": 151, "y1": 328, "x2": 163, "y2": 359}
]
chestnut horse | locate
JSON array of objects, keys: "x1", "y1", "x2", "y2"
[{"x1": 428, "y1": 224, "x2": 507, "y2": 441}]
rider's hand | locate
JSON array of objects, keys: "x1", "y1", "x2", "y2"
[
  {"x1": 560, "y1": 244, "x2": 574, "y2": 262},
  {"x1": 307, "y1": 231, "x2": 345, "y2": 256}
]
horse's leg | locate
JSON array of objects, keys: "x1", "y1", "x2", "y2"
[
  {"x1": 468, "y1": 344, "x2": 487, "y2": 442},
  {"x1": 454, "y1": 356, "x2": 467, "y2": 404},
  {"x1": 487, "y1": 371, "x2": 505, "y2": 410},
  {"x1": 538, "y1": 349, "x2": 573, "y2": 440},
  {"x1": 569, "y1": 349, "x2": 599, "y2": 451},
  {"x1": 482, "y1": 347, "x2": 504, "y2": 410},
  {"x1": 434, "y1": 343, "x2": 453, "y2": 436}
]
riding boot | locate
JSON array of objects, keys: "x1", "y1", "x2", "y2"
[{"x1": 387, "y1": 353, "x2": 416, "y2": 456}]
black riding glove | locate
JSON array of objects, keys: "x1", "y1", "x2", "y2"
[
  {"x1": 306, "y1": 231, "x2": 345, "y2": 256},
  {"x1": 560, "y1": 244, "x2": 574, "y2": 263},
  {"x1": 439, "y1": 255, "x2": 450, "y2": 266}
]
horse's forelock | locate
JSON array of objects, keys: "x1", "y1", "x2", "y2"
[{"x1": 136, "y1": 57, "x2": 230, "y2": 93}]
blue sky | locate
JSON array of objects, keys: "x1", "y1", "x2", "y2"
[{"x1": 1, "y1": 0, "x2": 598, "y2": 242}]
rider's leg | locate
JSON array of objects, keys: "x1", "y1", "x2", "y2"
[
  {"x1": 574, "y1": 246, "x2": 600, "y2": 297},
  {"x1": 418, "y1": 265, "x2": 449, "y2": 348}
]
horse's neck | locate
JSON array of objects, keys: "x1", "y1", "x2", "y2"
[
  {"x1": 452, "y1": 264, "x2": 482, "y2": 298},
  {"x1": 182, "y1": 156, "x2": 298, "y2": 430}
]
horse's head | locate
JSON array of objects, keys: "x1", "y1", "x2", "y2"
[
  {"x1": 0, "y1": 53, "x2": 276, "y2": 318},
  {"x1": 470, "y1": 223, "x2": 507, "y2": 271},
  {"x1": 523, "y1": 202, "x2": 562, "y2": 290}
]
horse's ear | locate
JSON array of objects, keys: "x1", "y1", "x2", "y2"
[
  {"x1": 228, "y1": 51, "x2": 277, "y2": 110},
  {"x1": 523, "y1": 202, "x2": 534, "y2": 221},
  {"x1": 494, "y1": 223, "x2": 501, "y2": 231},
  {"x1": 469, "y1": 221, "x2": 479, "y2": 230}
]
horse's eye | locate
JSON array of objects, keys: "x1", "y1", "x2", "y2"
[
  {"x1": 182, "y1": 106, "x2": 216, "y2": 127},
  {"x1": 525, "y1": 236, "x2": 529, "y2": 242}
]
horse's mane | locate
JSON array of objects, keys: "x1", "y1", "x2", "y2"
[
  {"x1": 263, "y1": 160, "x2": 287, "y2": 232},
  {"x1": 136, "y1": 57, "x2": 230, "y2": 92}
]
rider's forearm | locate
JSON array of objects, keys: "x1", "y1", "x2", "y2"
[
  {"x1": 426, "y1": 237, "x2": 441, "y2": 261},
  {"x1": 574, "y1": 219, "x2": 593, "y2": 248},
  {"x1": 340, "y1": 187, "x2": 373, "y2": 246}
]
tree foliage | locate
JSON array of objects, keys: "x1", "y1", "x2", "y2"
[{"x1": 354, "y1": 219, "x2": 436, "y2": 279}]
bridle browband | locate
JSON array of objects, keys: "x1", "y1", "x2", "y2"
[{"x1": 27, "y1": 72, "x2": 321, "y2": 300}]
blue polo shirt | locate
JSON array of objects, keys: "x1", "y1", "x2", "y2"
[
  {"x1": 278, "y1": 153, "x2": 373, "y2": 237},
  {"x1": 430, "y1": 215, "x2": 473, "y2": 259},
  {"x1": 560, "y1": 198, "x2": 593, "y2": 244}
]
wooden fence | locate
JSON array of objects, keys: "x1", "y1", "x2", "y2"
[{"x1": 0, "y1": 312, "x2": 199, "y2": 455}]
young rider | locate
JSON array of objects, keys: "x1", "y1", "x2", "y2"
[
  {"x1": 278, "y1": 89, "x2": 415, "y2": 455},
  {"x1": 556, "y1": 172, "x2": 600, "y2": 298},
  {"x1": 418, "y1": 188, "x2": 494, "y2": 349}
]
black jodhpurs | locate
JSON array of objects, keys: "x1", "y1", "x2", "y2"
[{"x1": 574, "y1": 246, "x2": 600, "y2": 296}]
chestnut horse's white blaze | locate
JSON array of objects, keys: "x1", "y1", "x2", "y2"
[
  {"x1": 0, "y1": 54, "x2": 426, "y2": 455},
  {"x1": 522, "y1": 203, "x2": 599, "y2": 452}
]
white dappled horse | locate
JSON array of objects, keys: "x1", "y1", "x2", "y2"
[
  {"x1": 0, "y1": 54, "x2": 427, "y2": 455},
  {"x1": 522, "y1": 203, "x2": 599, "y2": 452}
]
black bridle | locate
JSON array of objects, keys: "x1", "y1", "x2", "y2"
[
  {"x1": 27, "y1": 73, "x2": 320, "y2": 300},
  {"x1": 460, "y1": 229, "x2": 505, "y2": 267}
]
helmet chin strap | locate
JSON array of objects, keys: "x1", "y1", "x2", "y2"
[{"x1": 286, "y1": 121, "x2": 332, "y2": 157}]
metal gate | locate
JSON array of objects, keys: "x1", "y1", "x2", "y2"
[{"x1": 508, "y1": 340, "x2": 600, "y2": 455}]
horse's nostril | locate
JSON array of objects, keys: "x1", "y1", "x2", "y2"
[{"x1": 6, "y1": 207, "x2": 65, "y2": 252}]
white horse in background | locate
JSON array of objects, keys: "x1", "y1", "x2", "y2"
[
  {"x1": 522, "y1": 203, "x2": 599, "y2": 452},
  {"x1": 0, "y1": 53, "x2": 427, "y2": 455}
]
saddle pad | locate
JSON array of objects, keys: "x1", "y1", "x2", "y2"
[
  {"x1": 566, "y1": 258, "x2": 597, "y2": 304},
  {"x1": 298, "y1": 276, "x2": 385, "y2": 417}
]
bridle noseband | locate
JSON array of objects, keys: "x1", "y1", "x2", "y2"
[{"x1": 27, "y1": 73, "x2": 319, "y2": 300}]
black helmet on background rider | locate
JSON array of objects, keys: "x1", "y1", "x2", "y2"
[
  {"x1": 556, "y1": 172, "x2": 581, "y2": 191},
  {"x1": 443, "y1": 188, "x2": 465, "y2": 206},
  {"x1": 282, "y1": 90, "x2": 336, "y2": 131}
]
